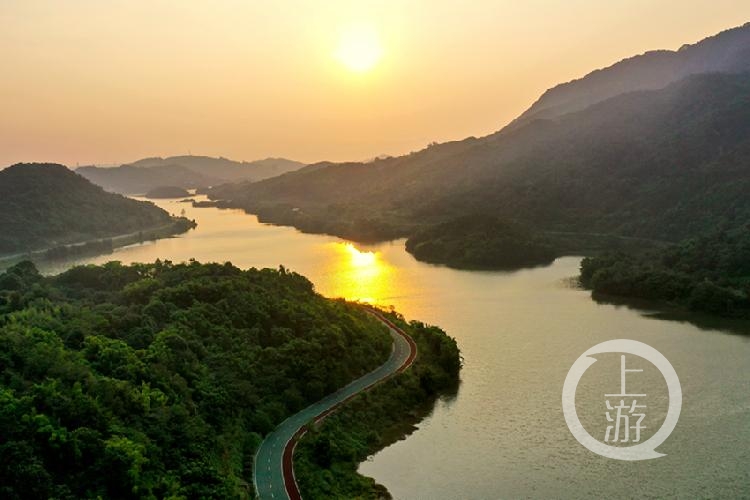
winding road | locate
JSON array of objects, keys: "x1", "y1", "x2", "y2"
[{"x1": 253, "y1": 309, "x2": 417, "y2": 500}]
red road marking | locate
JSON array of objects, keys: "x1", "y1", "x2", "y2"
[{"x1": 280, "y1": 307, "x2": 417, "y2": 500}]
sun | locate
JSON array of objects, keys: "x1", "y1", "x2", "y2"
[{"x1": 334, "y1": 23, "x2": 383, "y2": 73}]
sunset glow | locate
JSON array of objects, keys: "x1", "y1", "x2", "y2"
[
  {"x1": 330, "y1": 242, "x2": 391, "y2": 304},
  {"x1": 2, "y1": 2, "x2": 750, "y2": 166},
  {"x1": 334, "y1": 23, "x2": 383, "y2": 73},
  {"x1": 2, "y1": 3, "x2": 750, "y2": 498},
  {"x1": 345, "y1": 242, "x2": 377, "y2": 266}
]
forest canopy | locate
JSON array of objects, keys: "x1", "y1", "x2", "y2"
[
  {"x1": 580, "y1": 226, "x2": 750, "y2": 317},
  {"x1": 0, "y1": 260, "x2": 460, "y2": 498},
  {"x1": 405, "y1": 215, "x2": 555, "y2": 269}
]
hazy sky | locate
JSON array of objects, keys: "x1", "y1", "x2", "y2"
[{"x1": 2, "y1": 1, "x2": 749, "y2": 167}]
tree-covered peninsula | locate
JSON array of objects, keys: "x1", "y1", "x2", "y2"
[
  {"x1": 0, "y1": 260, "x2": 460, "y2": 498},
  {"x1": 580, "y1": 226, "x2": 750, "y2": 318}
]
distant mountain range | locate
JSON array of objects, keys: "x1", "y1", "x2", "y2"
[
  {"x1": 0, "y1": 164, "x2": 185, "y2": 255},
  {"x1": 208, "y1": 22, "x2": 750, "y2": 268},
  {"x1": 77, "y1": 156, "x2": 304, "y2": 194}
]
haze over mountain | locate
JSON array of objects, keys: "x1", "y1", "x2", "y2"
[
  {"x1": 129, "y1": 156, "x2": 304, "y2": 181},
  {"x1": 75, "y1": 164, "x2": 219, "y2": 195},
  {"x1": 0, "y1": 164, "x2": 181, "y2": 255},
  {"x1": 514, "y1": 22, "x2": 750, "y2": 125},
  {"x1": 77, "y1": 156, "x2": 304, "y2": 194},
  {"x1": 208, "y1": 23, "x2": 750, "y2": 267}
]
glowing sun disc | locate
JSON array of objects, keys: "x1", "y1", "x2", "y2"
[{"x1": 335, "y1": 24, "x2": 383, "y2": 73}]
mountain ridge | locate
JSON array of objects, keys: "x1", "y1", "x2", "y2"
[
  {"x1": 77, "y1": 155, "x2": 305, "y2": 194},
  {"x1": 512, "y1": 21, "x2": 750, "y2": 125},
  {"x1": 208, "y1": 65, "x2": 750, "y2": 263}
]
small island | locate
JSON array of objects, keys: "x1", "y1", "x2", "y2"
[
  {"x1": 406, "y1": 215, "x2": 556, "y2": 269},
  {"x1": 144, "y1": 185, "x2": 191, "y2": 199}
]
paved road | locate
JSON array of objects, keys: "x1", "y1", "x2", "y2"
[{"x1": 253, "y1": 309, "x2": 417, "y2": 500}]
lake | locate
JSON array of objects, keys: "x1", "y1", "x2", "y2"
[{"x1": 39, "y1": 197, "x2": 750, "y2": 498}]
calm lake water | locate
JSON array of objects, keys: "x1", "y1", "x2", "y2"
[{"x1": 40, "y1": 197, "x2": 750, "y2": 499}]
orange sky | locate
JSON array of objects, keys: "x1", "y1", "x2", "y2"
[{"x1": 1, "y1": 1, "x2": 749, "y2": 167}]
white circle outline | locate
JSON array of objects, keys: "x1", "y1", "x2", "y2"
[{"x1": 562, "y1": 339, "x2": 682, "y2": 461}]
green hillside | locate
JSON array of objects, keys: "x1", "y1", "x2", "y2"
[
  {"x1": 0, "y1": 260, "x2": 459, "y2": 498},
  {"x1": 0, "y1": 164, "x2": 181, "y2": 255}
]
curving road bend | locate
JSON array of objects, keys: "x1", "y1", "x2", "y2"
[{"x1": 253, "y1": 309, "x2": 417, "y2": 500}]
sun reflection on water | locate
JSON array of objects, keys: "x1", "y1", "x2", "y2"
[
  {"x1": 328, "y1": 242, "x2": 393, "y2": 304},
  {"x1": 346, "y1": 243, "x2": 377, "y2": 267}
]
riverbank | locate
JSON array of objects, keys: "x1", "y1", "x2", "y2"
[
  {"x1": 293, "y1": 310, "x2": 461, "y2": 499},
  {"x1": 580, "y1": 228, "x2": 750, "y2": 320},
  {"x1": 0, "y1": 261, "x2": 401, "y2": 498},
  {"x1": 0, "y1": 217, "x2": 196, "y2": 269},
  {"x1": 252, "y1": 308, "x2": 422, "y2": 500},
  {"x1": 194, "y1": 199, "x2": 667, "y2": 271},
  {"x1": 19, "y1": 198, "x2": 749, "y2": 499}
]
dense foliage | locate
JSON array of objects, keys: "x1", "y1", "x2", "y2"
[
  {"x1": 0, "y1": 260, "x2": 397, "y2": 498},
  {"x1": 406, "y1": 215, "x2": 555, "y2": 269},
  {"x1": 0, "y1": 164, "x2": 177, "y2": 255},
  {"x1": 580, "y1": 226, "x2": 750, "y2": 317},
  {"x1": 295, "y1": 312, "x2": 461, "y2": 499}
]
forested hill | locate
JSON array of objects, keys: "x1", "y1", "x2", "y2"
[
  {"x1": 209, "y1": 71, "x2": 750, "y2": 254},
  {"x1": 0, "y1": 163, "x2": 176, "y2": 255},
  {"x1": 514, "y1": 22, "x2": 750, "y2": 125},
  {"x1": 0, "y1": 260, "x2": 460, "y2": 498}
]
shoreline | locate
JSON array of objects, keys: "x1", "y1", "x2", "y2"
[
  {"x1": 252, "y1": 308, "x2": 418, "y2": 500},
  {"x1": 292, "y1": 312, "x2": 461, "y2": 499},
  {"x1": 0, "y1": 217, "x2": 196, "y2": 269},
  {"x1": 194, "y1": 200, "x2": 667, "y2": 271}
]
